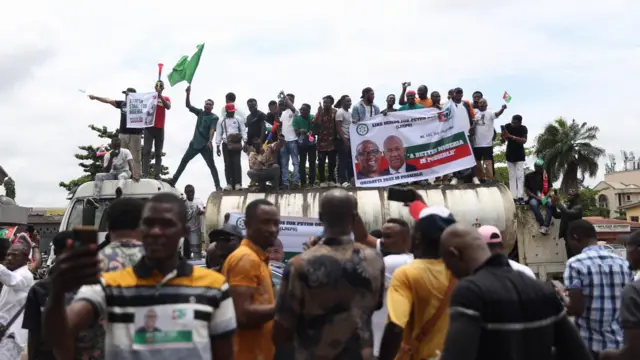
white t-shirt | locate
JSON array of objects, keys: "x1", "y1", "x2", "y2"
[
  {"x1": 185, "y1": 198, "x2": 205, "y2": 232},
  {"x1": 372, "y1": 252, "x2": 414, "y2": 356},
  {"x1": 363, "y1": 105, "x2": 375, "y2": 121},
  {"x1": 280, "y1": 108, "x2": 299, "y2": 141},
  {"x1": 473, "y1": 110, "x2": 497, "y2": 147},
  {"x1": 508, "y1": 259, "x2": 536, "y2": 279},
  {"x1": 104, "y1": 149, "x2": 133, "y2": 173},
  {"x1": 335, "y1": 108, "x2": 352, "y2": 139},
  {"x1": 452, "y1": 101, "x2": 471, "y2": 133}
]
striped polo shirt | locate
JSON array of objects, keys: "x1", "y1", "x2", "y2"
[{"x1": 74, "y1": 258, "x2": 236, "y2": 360}]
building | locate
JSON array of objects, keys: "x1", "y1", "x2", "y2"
[
  {"x1": 584, "y1": 217, "x2": 640, "y2": 243},
  {"x1": 593, "y1": 169, "x2": 640, "y2": 218},
  {"x1": 619, "y1": 202, "x2": 640, "y2": 223},
  {"x1": 23, "y1": 208, "x2": 65, "y2": 252}
]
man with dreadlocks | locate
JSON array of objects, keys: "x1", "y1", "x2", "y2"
[{"x1": 0, "y1": 237, "x2": 35, "y2": 358}]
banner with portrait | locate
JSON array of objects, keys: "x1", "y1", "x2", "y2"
[
  {"x1": 349, "y1": 106, "x2": 476, "y2": 187},
  {"x1": 126, "y1": 92, "x2": 158, "y2": 128}
]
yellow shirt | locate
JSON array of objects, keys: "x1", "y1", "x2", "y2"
[
  {"x1": 416, "y1": 97, "x2": 433, "y2": 108},
  {"x1": 222, "y1": 239, "x2": 275, "y2": 360},
  {"x1": 387, "y1": 259, "x2": 453, "y2": 359}
]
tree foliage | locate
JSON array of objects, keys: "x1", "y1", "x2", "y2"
[
  {"x1": 2, "y1": 177, "x2": 15, "y2": 200},
  {"x1": 578, "y1": 187, "x2": 610, "y2": 218},
  {"x1": 59, "y1": 125, "x2": 170, "y2": 191},
  {"x1": 534, "y1": 118, "x2": 605, "y2": 193}
]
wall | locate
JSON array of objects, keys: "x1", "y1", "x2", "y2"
[
  {"x1": 627, "y1": 206, "x2": 640, "y2": 223},
  {"x1": 605, "y1": 170, "x2": 640, "y2": 186}
]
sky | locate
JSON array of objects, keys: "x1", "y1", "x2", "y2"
[{"x1": 1, "y1": 0, "x2": 639, "y2": 207}]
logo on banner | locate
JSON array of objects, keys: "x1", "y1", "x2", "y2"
[
  {"x1": 236, "y1": 217, "x2": 246, "y2": 230},
  {"x1": 356, "y1": 123, "x2": 369, "y2": 136}
]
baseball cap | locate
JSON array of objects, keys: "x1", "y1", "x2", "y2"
[
  {"x1": 478, "y1": 225, "x2": 502, "y2": 244},
  {"x1": 121, "y1": 87, "x2": 137, "y2": 94},
  {"x1": 453, "y1": 87, "x2": 463, "y2": 94},
  {"x1": 209, "y1": 223, "x2": 242, "y2": 240},
  {"x1": 225, "y1": 103, "x2": 237, "y2": 113},
  {"x1": 406, "y1": 90, "x2": 416, "y2": 96},
  {"x1": 408, "y1": 201, "x2": 456, "y2": 233}
]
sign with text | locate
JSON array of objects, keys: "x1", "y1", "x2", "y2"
[
  {"x1": 126, "y1": 92, "x2": 158, "y2": 128},
  {"x1": 228, "y1": 213, "x2": 323, "y2": 254},
  {"x1": 593, "y1": 223, "x2": 631, "y2": 233},
  {"x1": 349, "y1": 106, "x2": 475, "y2": 187}
]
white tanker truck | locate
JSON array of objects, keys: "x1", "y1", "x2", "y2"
[{"x1": 204, "y1": 183, "x2": 568, "y2": 280}]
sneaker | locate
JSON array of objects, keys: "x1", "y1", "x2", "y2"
[
  {"x1": 279, "y1": 184, "x2": 289, "y2": 190},
  {"x1": 341, "y1": 182, "x2": 351, "y2": 188},
  {"x1": 517, "y1": 197, "x2": 526, "y2": 205},
  {"x1": 115, "y1": 187, "x2": 123, "y2": 199},
  {"x1": 215, "y1": 186, "x2": 223, "y2": 192},
  {"x1": 234, "y1": 184, "x2": 242, "y2": 190},
  {"x1": 450, "y1": 178, "x2": 459, "y2": 185},
  {"x1": 223, "y1": 185, "x2": 233, "y2": 191},
  {"x1": 539, "y1": 226, "x2": 549, "y2": 235},
  {"x1": 291, "y1": 183, "x2": 300, "y2": 190},
  {"x1": 319, "y1": 182, "x2": 329, "y2": 187},
  {"x1": 472, "y1": 177, "x2": 481, "y2": 185}
]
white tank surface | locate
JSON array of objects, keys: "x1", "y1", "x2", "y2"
[{"x1": 204, "y1": 183, "x2": 517, "y2": 252}]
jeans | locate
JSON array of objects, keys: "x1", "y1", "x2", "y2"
[
  {"x1": 185, "y1": 229, "x2": 202, "y2": 260},
  {"x1": 222, "y1": 143, "x2": 243, "y2": 187},
  {"x1": 248, "y1": 165, "x2": 280, "y2": 189},
  {"x1": 172, "y1": 144, "x2": 221, "y2": 188},
  {"x1": 142, "y1": 127, "x2": 164, "y2": 178},
  {"x1": 280, "y1": 141, "x2": 300, "y2": 186},
  {"x1": 529, "y1": 198, "x2": 553, "y2": 227},
  {"x1": 119, "y1": 134, "x2": 141, "y2": 178},
  {"x1": 94, "y1": 170, "x2": 130, "y2": 197},
  {"x1": 318, "y1": 150, "x2": 337, "y2": 183},
  {"x1": 507, "y1": 161, "x2": 525, "y2": 199},
  {"x1": 298, "y1": 143, "x2": 317, "y2": 185},
  {"x1": 336, "y1": 140, "x2": 354, "y2": 184}
]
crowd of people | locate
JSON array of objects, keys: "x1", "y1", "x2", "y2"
[
  {"x1": 86, "y1": 82, "x2": 535, "y2": 199},
  {"x1": 0, "y1": 188, "x2": 638, "y2": 359}
]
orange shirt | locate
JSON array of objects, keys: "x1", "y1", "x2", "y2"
[
  {"x1": 416, "y1": 97, "x2": 433, "y2": 108},
  {"x1": 222, "y1": 239, "x2": 275, "y2": 360}
]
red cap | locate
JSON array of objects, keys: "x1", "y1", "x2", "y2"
[
  {"x1": 406, "y1": 90, "x2": 416, "y2": 96},
  {"x1": 225, "y1": 103, "x2": 237, "y2": 112}
]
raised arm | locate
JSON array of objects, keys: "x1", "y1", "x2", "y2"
[
  {"x1": 88, "y1": 95, "x2": 116, "y2": 107},
  {"x1": 398, "y1": 83, "x2": 408, "y2": 106}
]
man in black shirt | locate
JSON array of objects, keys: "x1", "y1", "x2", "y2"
[
  {"x1": 438, "y1": 224, "x2": 592, "y2": 360},
  {"x1": 502, "y1": 114, "x2": 528, "y2": 205},
  {"x1": 22, "y1": 231, "x2": 73, "y2": 360},
  {"x1": 552, "y1": 189, "x2": 583, "y2": 258},
  {"x1": 89, "y1": 88, "x2": 142, "y2": 179},
  {"x1": 525, "y1": 158, "x2": 554, "y2": 234},
  {"x1": 246, "y1": 98, "x2": 267, "y2": 145}
]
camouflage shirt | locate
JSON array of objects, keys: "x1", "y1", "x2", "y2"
[
  {"x1": 75, "y1": 239, "x2": 144, "y2": 360},
  {"x1": 274, "y1": 237, "x2": 385, "y2": 359}
]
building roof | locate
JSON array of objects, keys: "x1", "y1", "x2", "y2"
[
  {"x1": 585, "y1": 216, "x2": 640, "y2": 226},
  {"x1": 594, "y1": 181, "x2": 640, "y2": 190},
  {"x1": 619, "y1": 201, "x2": 640, "y2": 210}
]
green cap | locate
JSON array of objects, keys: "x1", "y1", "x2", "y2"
[{"x1": 535, "y1": 158, "x2": 544, "y2": 167}]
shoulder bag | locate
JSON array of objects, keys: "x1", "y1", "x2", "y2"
[
  {"x1": 0, "y1": 302, "x2": 27, "y2": 340},
  {"x1": 223, "y1": 118, "x2": 243, "y2": 151},
  {"x1": 398, "y1": 273, "x2": 455, "y2": 360}
]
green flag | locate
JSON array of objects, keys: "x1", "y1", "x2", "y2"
[{"x1": 168, "y1": 43, "x2": 205, "y2": 87}]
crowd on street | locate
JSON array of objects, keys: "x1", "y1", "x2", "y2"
[{"x1": 0, "y1": 187, "x2": 638, "y2": 359}]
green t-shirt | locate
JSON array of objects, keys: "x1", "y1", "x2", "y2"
[
  {"x1": 188, "y1": 105, "x2": 219, "y2": 149},
  {"x1": 292, "y1": 114, "x2": 316, "y2": 145},
  {"x1": 398, "y1": 103, "x2": 425, "y2": 111}
]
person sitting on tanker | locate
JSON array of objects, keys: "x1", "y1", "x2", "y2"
[
  {"x1": 93, "y1": 137, "x2": 137, "y2": 201},
  {"x1": 355, "y1": 140, "x2": 383, "y2": 179},
  {"x1": 247, "y1": 135, "x2": 285, "y2": 191},
  {"x1": 380, "y1": 136, "x2": 417, "y2": 176}
]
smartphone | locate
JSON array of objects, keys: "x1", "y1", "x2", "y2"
[
  {"x1": 387, "y1": 187, "x2": 417, "y2": 203},
  {"x1": 73, "y1": 226, "x2": 99, "y2": 249}
]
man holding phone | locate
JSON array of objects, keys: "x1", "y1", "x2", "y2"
[{"x1": 94, "y1": 137, "x2": 136, "y2": 199}]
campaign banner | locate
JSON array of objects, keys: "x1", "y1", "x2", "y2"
[
  {"x1": 227, "y1": 213, "x2": 323, "y2": 255},
  {"x1": 349, "y1": 106, "x2": 476, "y2": 187},
  {"x1": 126, "y1": 92, "x2": 158, "y2": 128}
]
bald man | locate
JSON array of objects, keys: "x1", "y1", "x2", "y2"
[
  {"x1": 380, "y1": 135, "x2": 416, "y2": 175},
  {"x1": 273, "y1": 189, "x2": 384, "y2": 358},
  {"x1": 355, "y1": 140, "x2": 383, "y2": 179},
  {"x1": 438, "y1": 224, "x2": 592, "y2": 360}
]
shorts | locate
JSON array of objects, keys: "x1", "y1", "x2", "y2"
[{"x1": 473, "y1": 146, "x2": 493, "y2": 161}]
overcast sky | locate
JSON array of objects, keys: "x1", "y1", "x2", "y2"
[{"x1": 1, "y1": 0, "x2": 638, "y2": 207}]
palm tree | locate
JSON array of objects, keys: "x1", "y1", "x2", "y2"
[{"x1": 534, "y1": 117, "x2": 605, "y2": 194}]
